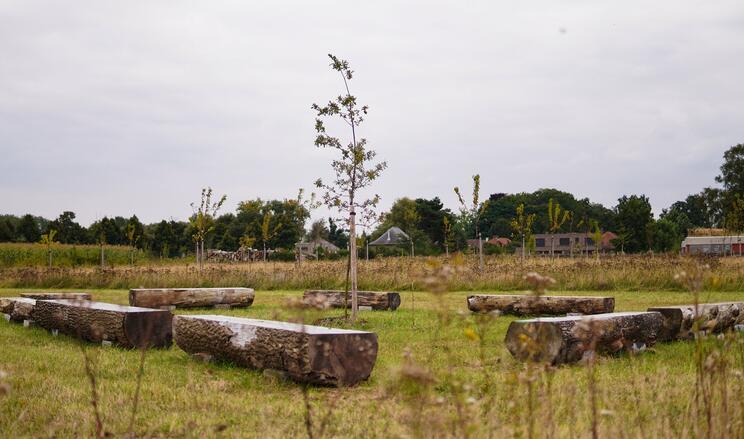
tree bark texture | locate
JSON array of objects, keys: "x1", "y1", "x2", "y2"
[
  {"x1": 20, "y1": 292, "x2": 91, "y2": 300},
  {"x1": 303, "y1": 290, "x2": 401, "y2": 311},
  {"x1": 173, "y1": 315, "x2": 378, "y2": 386},
  {"x1": 33, "y1": 300, "x2": 172, "y2": 348},
  {"x1": 129, "y1": 288, "x2": 255, "y2": 309},
  {"x1": 468, "y1": 294, "x2": 615, "y2": 316},
  {"x1": 0, "y1": 297, "x2": 37, "y2": 322},
  {"x1": 505, "y1": 311, "x2": 663, "y2": 365},
  {"x1": 648, "y1": 302, "x2": 744, "y2": 342}
]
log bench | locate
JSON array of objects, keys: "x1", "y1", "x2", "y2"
[
  {"x1": 0, "y1": 297, "x2": 37, "y2": 322},
  {"x1": 468, "y1": 294, "x2": 615, "y2": 316},
  {"x1": 505, "y1": 311, "x2": 663, "y2": 365},
  {"x1": 33, "y1": 300, "x2": 173, "y2": 348},
  {"x1": 129, "y1": 288, "x2": 255, "y2": 309},
  {"x1": 648, "y1": 302, "x2": 744, "y2": 342},
  {"x1": 303, "y1": 290, "x2": 401, "y2": 311},
  {"x1": 20, "y1": 292, "x2": 92, "y2": 300},
  {"x1": 173, "y1": 315, "x2": 378, "y2": 386}
]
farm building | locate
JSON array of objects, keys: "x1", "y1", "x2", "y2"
[
  {"x1": 517, "y1": 232, "x2": 616, "y2": 256},
  {"x1": 680, "y1": 235, "x2": 744, "y2": 256},
  {"x1": 466, "y1": 237, "x2": 512, "y2": 249}
]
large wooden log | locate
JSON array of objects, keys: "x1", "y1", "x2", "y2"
[
  {"x1": 173, "y1": 315, "x2": 379, "y2": 386},
  {"x1": 129, "y1": 288, "x2": 255, "y2": 309},
  {"x1": 468, "y1": 294, "x2": 615, "y2": 316},
  {"x1": 303, "y1": 290, "x2": 401, "y2": 311},
  {"x1": 33, "y1": 300, "x2": 172, "y2": 348},
  {"x1": 20, "y1": 292, "x2": 92, "y2": 300},
  {"x1": 648, "y1": 302, "x2": 744, "y2": 342},
  {"x1": 505, "y1": 312, "x2": 663, "y2": 365},
  {"x1": 0, "y1": 297, "x2": 37, "y2": 322}
]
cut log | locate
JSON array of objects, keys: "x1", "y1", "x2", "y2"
[
  {"x1": 129, "y1": 288, "x2": 255, "y2": 309},
  {"x1": 0, "y1": 297, "x2": 37, "y2": 322},
  {"x1": 33, "y1": 300, "x2": 172, "y2": 348},
  {"x1": 303, "y1": 290, "x2": 401, "y2": 311},
  {"x1": 648, "y1": 302, "x2": 744, "y2": 342},
  {"x1": 20, "y1": 292, "x2": 91, "y2": 300},
  {"x1": 173, "y1": 315, "x2": 378, "y2": 386},
  {"x1": 468, "y1": 294, "x2": 615, "y2": 316},
  {"x1": 505, "y1": 311, "x2": 663, "y2": 365}
]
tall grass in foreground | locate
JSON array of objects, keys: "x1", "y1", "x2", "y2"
[
  {"x1": 2, "y1": 254, "x2": 743, "y2": 292},
  {"x1": 376, "y1": 261, "x2": 744, "y2": 438}
]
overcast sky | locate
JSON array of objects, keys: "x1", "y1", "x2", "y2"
[{"x1": 1, "y1": 1, "x2": 742, "y2": 226}]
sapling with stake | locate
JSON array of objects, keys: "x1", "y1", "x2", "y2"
[
  {"x1": 189, "y1": 187, "x2": 227, "y2": 269},
  {"x1": 547, "y1": 198, "x2": 569, "y2": 258},
  {"x1": 511, "y1": 203, "x2": 535, "y2": 262},
  {"x1": 39, "y1": 229, "x2": 57, "y2": 268},
  {"x1": 126, "y1": 223, "x2": 140, "y2": 266},
  {"x1": 454, "y1": 174, "x2": 489, "y2": 271},
  {"x1": 312, "y1": 54, "x2": 387, "y2": 322}
]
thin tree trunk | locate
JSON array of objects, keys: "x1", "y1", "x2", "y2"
[
  {"x1": 349, "y1": 211, "x2": 358, "y2": 322},
  {"x1": 521, "y1": 236, "x2": 525, "y2": 261},
  {"x1": 100, "y1": 244, "x2": 104, "y2": 269},
  {"x1": 195, "y1": 242, "x2": 199, "y2": 267},
  {"x1": 478, "y1": 233, "x2": 484, "y2": 271},
  {"x1": 551, "y1": 235, "x2": 555, "y2": 258},
  {"x1": 48, "y1": 249, "x2": 52, "y2": 268},
  {"x1": 201, "y1": 240, "x2": 205, "y2": 268},
  {"x1": 263, "y1": 242, "x2": 267, "y2": 262},
  {"x1": 344, "y1": 249, "x2": 351, "y2": 320}
]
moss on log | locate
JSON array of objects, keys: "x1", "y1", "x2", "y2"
[
  {"x1": 303, "y1": 290, "x2": 401, "y2": 311},
  {"x1": 129, "y1": 288, "x2": 255, "y2": 309},
  {"x1": 173, "y1": 315, "x2": 378, "y2": 386},
  {"x1": 505, "y1": 311, "x2": 663, "y2": 365},
  {"x1": 468, "y1": 294, "x2": 614, "y2": 316},
  {"x1": 33, "y1": 300, "x2": 172, "y2": 348}
]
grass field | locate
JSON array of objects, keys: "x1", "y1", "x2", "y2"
[
  {"x1": 1, "y1": 287, "x2": 743, "y2": 438},
  {"x1": 0, "y1": 243, "x2": 149, "y2": 268}
]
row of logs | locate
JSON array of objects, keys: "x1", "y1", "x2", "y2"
[{"x1": 1, "y1": 289, "x2": 383, "y2": 386}]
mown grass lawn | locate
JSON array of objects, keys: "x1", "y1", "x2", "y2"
[{"x1": 1, "y1": 288, "x2": 743, "y2": 438}]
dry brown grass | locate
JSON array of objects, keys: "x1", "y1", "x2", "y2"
[{"x1": 1, "y1": 254, "x2": 742, "y2": 292}]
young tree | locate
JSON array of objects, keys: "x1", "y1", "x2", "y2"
[
  {"x1": 547, "y1": 198, "x2": 569, "y2": 257},
  {"x1": 259, "y1": 210, "x2": 281, "y2": 262},
  {"x1": 454, "y1": 174, "x2": 489, "y2": 270},
  {"x1": 126, "y1": 223, "x2": 140, "y2": 266},
  {"x1": 312, "y1": 54, "x2": 387, "y2": 322},
  {"x1": 442, "y1": 216, "x2": 454, "y2": 257},
  {"x1": 611, "y1": 227, "x2": 632, "y2": 254},
  {"x1": 39, "y1": 229, "x2": 58, "y2": 268},
  {"x1": 510, "y1": 203, "x2": 536, "y2": 261},
  {"x1": 190, "y1": 188, "x2": 227, "y2": 268},
  {"x1": 591, "y1": 220, "x2": 603, "y2": 260}
]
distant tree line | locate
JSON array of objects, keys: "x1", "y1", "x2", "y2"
[{"x1": 1, "y1": 143, "x2": 742, "y2": 257}]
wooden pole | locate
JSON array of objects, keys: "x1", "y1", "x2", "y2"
[{"x1": 478, "y1": 233, "x2": 484, "y2": 271}]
